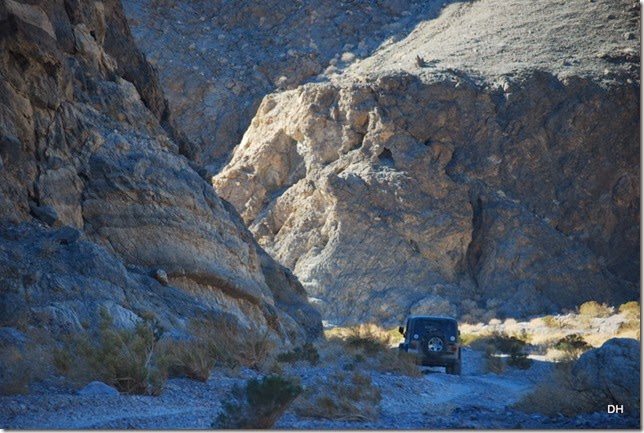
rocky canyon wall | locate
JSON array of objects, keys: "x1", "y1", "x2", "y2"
[
  {"x1": 122, "y1": 0, "x2": 639, "y2": 327},
  {"x1": 0, "y1": 0, "x2": 321, "y2": 343},
  {"x1": 122, "y1": 0, "x2": 448, "y2": 171},
  {"x1": 213, "y1": 71, "x2": 638, "y2": 326}
]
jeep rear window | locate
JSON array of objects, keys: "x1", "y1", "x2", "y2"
[{"x1": 411, "y1": 319, "x2": 457, "y2": 337}]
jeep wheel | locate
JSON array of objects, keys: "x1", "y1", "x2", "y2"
[{"x1": 422, "y1": 335, "x2": 445, "y2": 354}]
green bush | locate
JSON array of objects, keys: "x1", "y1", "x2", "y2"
[
  {"x1": 552, "y1": 334, "x2": 591, "y2": 361},
  {"x1": 213, "y1": 375, "x2": 302, "y2": 428}
]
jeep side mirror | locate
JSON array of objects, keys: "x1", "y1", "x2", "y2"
[{"x1": 398, "y1": 326, "x2": 405, "y2": 335}]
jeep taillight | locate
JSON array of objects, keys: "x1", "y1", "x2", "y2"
[
  {"x1": 449, "y1": 345, "x2": 457, "y2": 352},
  {"x1": 410, "y1": 341, "x2": 418, "y2": 350}
]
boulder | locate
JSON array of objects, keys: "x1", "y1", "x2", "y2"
[
  {"x1": 573, "y1": 338, "x2": 640, "y2": 416},
  {"x1": 78, "y1": 381, "x2": 120, "y2": 397}
]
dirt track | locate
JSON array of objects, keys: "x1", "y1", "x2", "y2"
[{"x1": 0, "y1": 347, "x2": 638, "y2": 429}]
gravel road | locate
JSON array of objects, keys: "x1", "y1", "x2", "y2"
[{"x1": 1, "y1": 348, "x2": 638, "y2": 429}]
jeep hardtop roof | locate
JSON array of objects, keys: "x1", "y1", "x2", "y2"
[{"x1": 405, "y1": 315, "x2": 457, "y2": 322}]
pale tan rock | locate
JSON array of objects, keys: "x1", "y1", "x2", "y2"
[{"x1": 214, "y1": 70, "x2": 638, "y2": 326}]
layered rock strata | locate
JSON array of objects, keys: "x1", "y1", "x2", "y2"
[{"x1": 0, "y1": 0, "x2": 321, "y2": 343}]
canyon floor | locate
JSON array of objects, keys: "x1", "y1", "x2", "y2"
[{"x1": 0, "y1": 348, "x2": 638, "y2": 429}]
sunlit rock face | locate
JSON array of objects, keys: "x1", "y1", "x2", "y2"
[
  {"x1": 0, "y1": 0, "x2": 321, "y2": 344},
  {"x1": 214, "y1": 71, "x2": 639, "y2": 326}
]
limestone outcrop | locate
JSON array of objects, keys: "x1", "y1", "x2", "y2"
[
  {"x1": 0, "y1": 0, "x2": 321, "y2": 343},
  {"x1": 214, "y1": 68, "x2": 639, "y2": 326}
]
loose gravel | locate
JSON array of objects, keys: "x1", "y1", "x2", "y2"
[{"x1": 1, "y1": 349, "x2": 639, "y2": 429}]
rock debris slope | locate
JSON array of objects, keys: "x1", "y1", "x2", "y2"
[
  {"x1": 122, "y1": 0, "x2": 450, "y2": 171},
  {"x1": 210, "y1": 0, "x2": 640, "y2": 325},
  {"x1": 0, "y1": 0, "x2": 321, "y2": 342}
]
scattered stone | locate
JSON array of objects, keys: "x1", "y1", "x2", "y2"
[
  {"x1": 29, "y1": 202, "x2": 59, "y2": 226},
  {"x1": 52, "y1": 226, "x2": 81, "y2": 245},
  {"x1": 153, "y1": 269, "x2": 169, "y2": 286},
  {"x1": 78, "y1": 381, "x2": 120, "y2": 397}
]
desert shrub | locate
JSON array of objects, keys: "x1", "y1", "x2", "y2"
[
  {"x1": 616, "y1": 301, "x2": 640, "y2": 337},
  {"x1": 156, "y1": 339, "x2": 215, "y2": 382},
  {"x1": 327, "y1": 323, "x2": 397, "y2": 356},
  {"x1": 54, "y1": 308, "x2": 166, "y2": 395},
  {"x1": 484, "y1": 345, "x2": 505, "y2": 375},
  {"x1": 480, "y1": 332, "x2": 533, "y2": 372},
  {"x1": 325, "y1": 325, "x2": 422, "y2": 377},
  {"x1": 371, "y1": 349, "x2": 423, "y2": 378},
  {"x1": 551, "y1": 334, "x2": 591, "y2": 362},
  {"x1": 0, "y1": 343, "x2": 50, "y2": 395},
  {"x1": 541, "y1": 315, "x2": 563, "y2": 329},
  {"x1": 491, "y1": 332, "x2": 527, "y2": 353},
  {"x1": 276, "y1": 342, "x2": 320, "y2": 366},
  {"x1": 618, "y1": 320, "x2": 640, "y2": 331},
  {"x1": 159, "y1": 317, "x2": 275, "y2": 376},
  {"x1": 0, "y1": 346, "x2": 31, "y2": 395},
  {"x1": 578, "y1": 301, "x2": 613, "y2": 318},
  {"x1": 514, "y1": 363, "x2": 603, "y2": 417},
  {"x1": 507, "y1": 351, "x2": 532, "y2": 370},
  {"x1": 324, "y1": 324, "x2": 396, "y2": 370},
  {"x1": 213, "y1": 375, "x2": 301, "y2": 428},
  {"x1": 294, "y1": 370, "x2": 381, "y2": 421},
  {"x1": 618, "y1": 301, "x2": 640, "y2": 320},
  {"x1": 459, "y1": 333, "x2": 483, "y2": 347},
  {"x1": 328, "y1": 323, "x2": 398, "y2": 346},
  {"x1": 469, "y1": 332, "x2": 528, "y2": 354},
  {"x1": 345, "y1": 335, "x2": 387, "y2": 356}
]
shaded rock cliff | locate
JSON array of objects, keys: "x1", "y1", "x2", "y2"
[
  {"x1": 211, "y1": 0, "x2": 640, "y2": 325},
  {"x1": 122, "y1": 0, "x2": 450, "y2": 171},
  {"x1": 0, "y1": 0, "x2": 321, "y2": 342}
]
